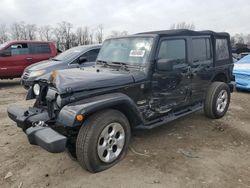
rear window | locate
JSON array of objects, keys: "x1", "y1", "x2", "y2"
[
  {"x1": 216, "y1": 39, "x2": 229, "y2": 61},
  {"x1": 31, "y1": 43, "x2": 51, "y2": 54},
  {"x1": 192, "y1": 38, "x2": 212, "y2": 62}
]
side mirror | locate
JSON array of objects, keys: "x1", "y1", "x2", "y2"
[
  {"x1": 0, "y1": 50, "x2": 11, "y2": 57},
  {"x1": 78, "y1": 56, "x2": 87, "y2": 64},
  {"x1": 156, "y1": 59, "x2": 174, "y2": 71}
]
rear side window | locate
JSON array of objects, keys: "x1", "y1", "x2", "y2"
[
  {"x1": 192, "y1": 38, "x2": 212, "y2": 62},
  {"x1": 216, "y1": 39, "x2": 229, "y2": 60},
  {"x1": 158, "y1": 39, "x2": 186, "y2": 63},
  {"x1": 31, "y1": 43, "x2": 51, "y2": 54}
]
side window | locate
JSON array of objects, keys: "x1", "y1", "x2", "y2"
[
  {"x1": 192, "y1": 38, "x2": 212, "y2": 62},
  {"x1": 85, "y1": 49, "x2": 100, "y2": 62},
  {"x1": 216, "y1": 39, "x2": 229, "y2": 61},
  {"x1": 158, "y1": 39, "x2": 186, "y2": 63},
  {"x1": 31, "y1": 43, "x2": 51, "y2": 54},
  {"x1": 7, "y1": 43, "x2": 29, "y2": 56}
]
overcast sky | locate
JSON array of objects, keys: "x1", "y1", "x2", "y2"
[{"x1": 1, "y1": 0, "x2": 249, "y2": 35}]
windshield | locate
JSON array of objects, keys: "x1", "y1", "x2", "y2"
[
  {"x1": 0, "y1": 42, "x2": 9, "y2": 49},
  {"x1": 236, "y1": 55, "x2": 250, "y2": 64},
  {"x1": 97, "y1": 37, "x2": 153, "y2": 66},
  {"x1": 53, "y1": 46, "x2": 84, "y2": 61}
]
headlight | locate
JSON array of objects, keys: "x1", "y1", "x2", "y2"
[
  {"x1": 56, "y1": 95, "x2": 62, "y2": 107},
  {"x1": 29, "y1": 70, "x2": 46, "y2": 78},
  {"x1": 33, "y1": 84, "x2": 40, "y2": 96}
]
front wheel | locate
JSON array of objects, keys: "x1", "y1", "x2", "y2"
[
  {"x1": 204, "y1": 82, "x2": 231, "y2": 119},
  {"x1": 76, "y1": 109, "x2": 131, "y2": 173}
]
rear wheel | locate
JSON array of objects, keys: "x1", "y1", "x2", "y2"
[
  {"x1": 204, "y1": 82, "x2": 230, "y2": 119},
  {"x1": 76, "y1": 109, "x2": 131, "y2": 173}
]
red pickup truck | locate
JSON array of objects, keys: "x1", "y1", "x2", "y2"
[{"x1": 0, "y1": 40, "x2": 57, "y2": 79}]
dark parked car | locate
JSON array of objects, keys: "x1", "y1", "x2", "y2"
[
  {"x1": 8, "y1": 30, "x2": 234, "y2": 173},
  {"x1": 0, "y1": 40, "x2": 57, "y2": 79},
  {"x1": 21, "y1": 44, "x2": 101, "y2": 88}
]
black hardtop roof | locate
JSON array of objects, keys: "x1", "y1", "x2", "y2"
[{"x1": 136, "y1": 29, "x2": 230, "y2": 38}]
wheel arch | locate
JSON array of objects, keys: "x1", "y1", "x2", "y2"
[
  {"x1": 212, "y1": 72, "x2": 229, "y2": 83},
  {"x1": 56, "y1": 93, "x2": 144, "y2": 128}
]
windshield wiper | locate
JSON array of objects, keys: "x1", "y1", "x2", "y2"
[
  {"x1": 51, "y1": 58, "x2": 60, "y2": 61},
  {"x1": 97, "y1": 60, "x2": 141, "y2": 71},
  {"x1": 109, "y1": 62, "x2": 142, "y2": 70}
]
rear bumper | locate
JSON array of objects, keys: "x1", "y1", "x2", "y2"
[{"x1": 7, "y1": 106, "x2": 67, "y2": 153}]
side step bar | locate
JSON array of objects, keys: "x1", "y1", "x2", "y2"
[{"x1": 136, "y1": 103, "x2": 203, "y2": 130}]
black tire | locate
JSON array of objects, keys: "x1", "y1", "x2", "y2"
[
  {"x1": 204, "y1": 82, "x2": 231, "y2": 119},
  {"x1": 66, "y1": 144, "x2": 77, "y2": 161},
  {"x1": 76, "y1": 109, "x2": 131, "y2": 173},
  {"x1": 236, "y1": 87, "x2": 242, "y2": 92}
]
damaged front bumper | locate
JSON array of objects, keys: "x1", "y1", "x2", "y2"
[{"x1": 7, "y1": 106, "x2": 67, "y2": 153}]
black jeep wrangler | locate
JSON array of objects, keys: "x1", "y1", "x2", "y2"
[{"x1": 8, "y1": 30, "x2": 234, "y2": 173}]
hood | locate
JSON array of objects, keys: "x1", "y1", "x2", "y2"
[
  {"x1": 27, "y1": 60, "x2": 64, "y2": 71},
  {"x1": 233, "y1": 63, "x2": 250, "y2": 75},
  {"x1": 44, "y1": 68, "x2": 146, "y2": 94}
]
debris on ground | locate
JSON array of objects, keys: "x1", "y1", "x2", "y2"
[
  {"x1": 153, "y1": 179, "x2": 160, "y2": 184},
  {"x1": 129, "y1": 146, "x2": 150, "y2": 157},
  {"x1": 177, "y1": 148, "x2": 200, "y2": 158},
  {"x1": 4, "y1": 171, "x2": 13, "y2": 179},
  {"x1": 18, "y1": 182, "x2": 23, "y2": 188}
]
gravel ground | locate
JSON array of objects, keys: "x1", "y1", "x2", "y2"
[{"x1": 0, "y1": 79, "x2": 250, "y2": 188}]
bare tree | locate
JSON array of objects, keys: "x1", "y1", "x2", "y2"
[
  {"x1": 89, "y1": 28, "x2": 95, "y2": 44},
  {"x1": 238, "y1": 36, "x2": 245, "y2": 44},
  {"x1": 247, "y1": 34, "x2": 250, "y2": 47},
  {"x1": 54, "y1": 21, "x2": 73, "y2": 50},
  {"x1": 76, "y1": 27, "x2": 84, "y2": 45},
  {"x1": 10, "y1": 22, "x2": 37, "y2": 40},
  {"x1": 230, "y1": 37, "x2": 236, "y2": 47},
  {"x1": 76, "y1": 26, "x2": 91, "y2": 45},
  {"x1": 95, "y1": 25, "x2": 104, "y2": 44},
  {"x1": 19, "y1": 22, "x2": 28, "y2": 40},
  {"x1": 10, "y1": 22, "x2": 22, "y2": 40},
  {"x1": 108, "y1": 30, "x2": 128, "y2": 38},
  {"x1": 53, "y1": 27, "x2": 62, "y2": 50},
  {"x1": 26, "y1": 24, "x2": 37, "y2": 40},
  {"x1": 83, "y1": 27, "x2": 91, "y2": 44},
  {"x1": 38, "y1": 25, "x2": 53, "y2": 41},
  {"x1": 234, "y1": 33, "x2": 245, "y2": 44},
  {"x1": 0, "y1": 24, "x2": 9, "y2": 43},
  {"x1": 170, "y1": 22, "x2": 195, "y2": 30}
]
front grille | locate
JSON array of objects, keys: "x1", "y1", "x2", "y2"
[{"x1": 22, "y1": 71, "x2": 30, "y2": 80}]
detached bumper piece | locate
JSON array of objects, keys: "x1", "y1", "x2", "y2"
[
  {"x1": 7, "y1": 106, "x2": 67, "y2": 153},
  {"x1": 26, "y1": 126, "x2": 67, "y2": 153}
]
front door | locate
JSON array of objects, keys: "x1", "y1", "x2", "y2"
[
  {"x1": 0, "y1": 42, "x2": 31, "y2": 77},
  {"x1": 151, "y1": 37, "x2": 191, "y2": 114}
]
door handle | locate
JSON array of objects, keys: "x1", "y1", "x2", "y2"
[{"x1": 26, "y1": 57, "x2": 32, "y2": 60}]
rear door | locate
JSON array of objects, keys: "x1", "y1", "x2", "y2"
[
  {"x1": 30, "y1": 43, "x2": 52, "y2": 64},
  {"x1": 0, "y1": 42, "x2": 31, "y2": 77},
  {"x1": 190, "y1": 36, "x2": 213, "y2": 102}
]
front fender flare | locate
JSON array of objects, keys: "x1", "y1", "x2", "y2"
[{"x1": 56, "y1": 93, "x2": 143, "y2": 127}]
